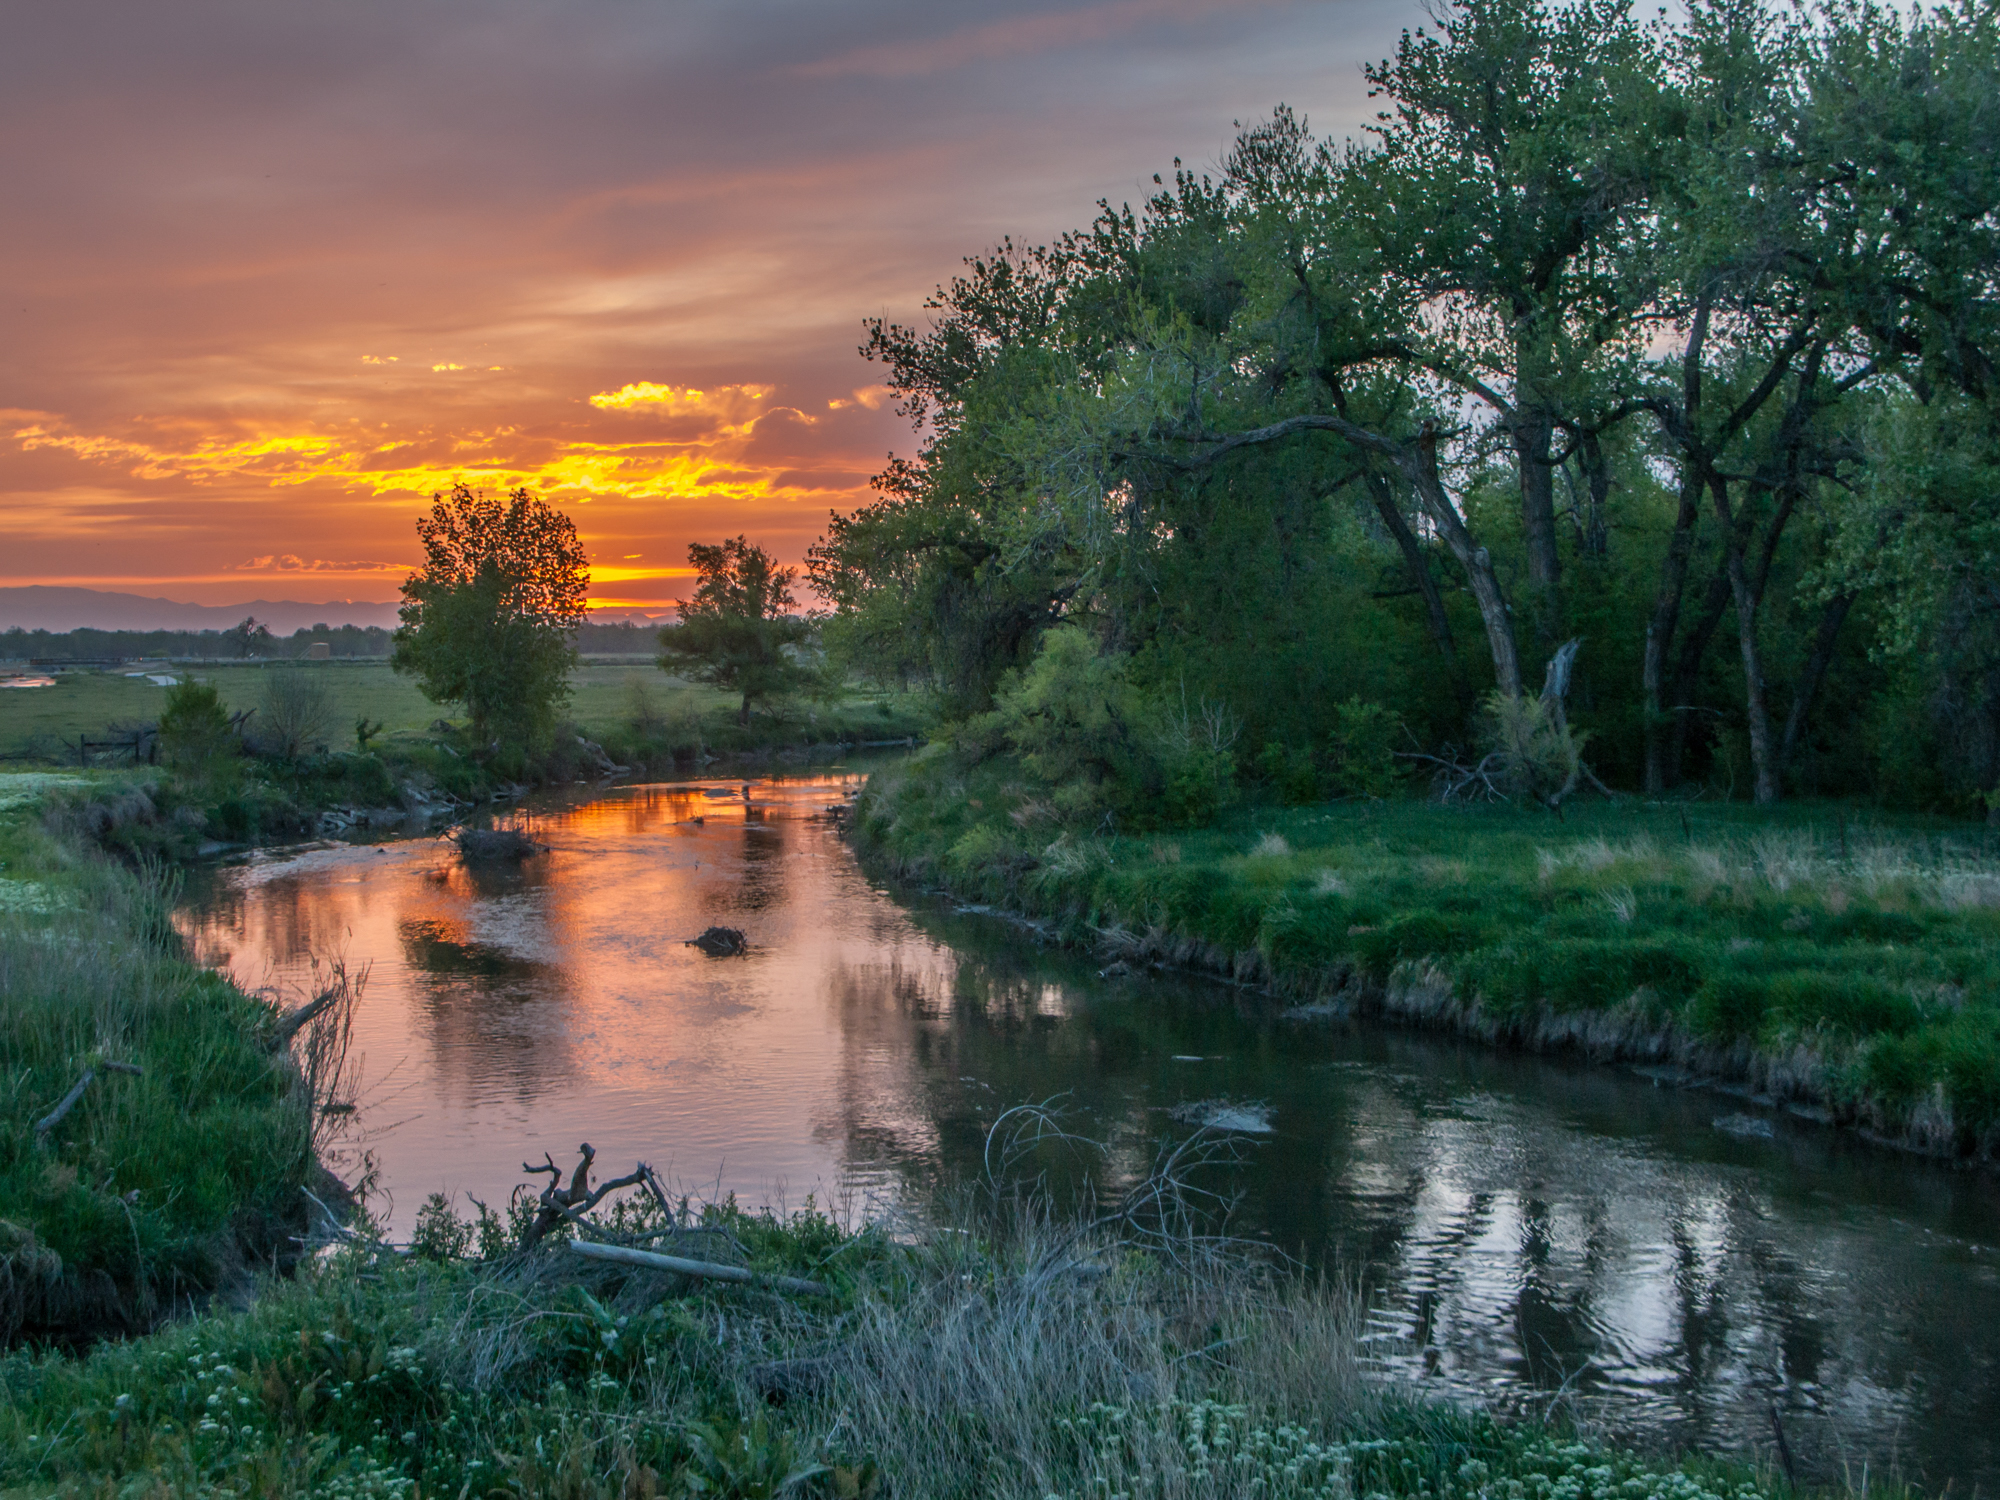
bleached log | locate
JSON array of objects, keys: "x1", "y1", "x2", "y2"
[{"x1": 567, "y1": 1239, "x2": 829, "y2": 1297}]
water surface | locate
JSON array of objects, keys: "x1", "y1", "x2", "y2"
[{"x1": 178, "y1": 773, "x2": 2000, "y2": 1491}]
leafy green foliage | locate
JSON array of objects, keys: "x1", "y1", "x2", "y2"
[
  {"x1": 0, "y1": 828, "x2": 312, "y2": 1335},
  {"x1": 658, "y1": 536, "x2": 815, "y2": 726},
  {"x1": 813, "y1": 0, "x2": 2000, "y2": 813},
  {"x1": 390, "y1": 484, "x2": 588, "y2": 757},
  {"x1": 158, "y1": 680, "x2": 236, "y2": 783}
]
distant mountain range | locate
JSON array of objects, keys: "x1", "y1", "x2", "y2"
[
  {"x1": 0, "y1": 586, "x2": 675, "y2": 635},
  {"x1": 0, "y1": 586, "x2": 401, "y2": 634}
]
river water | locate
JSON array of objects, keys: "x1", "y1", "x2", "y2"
[{"x1": 176, "y1": 771, "x2": 2000, "y2": 1491}]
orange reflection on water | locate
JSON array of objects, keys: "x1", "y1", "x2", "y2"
[{"x1": 179, "y1": 773, "x2": 960, "y2": 1228}]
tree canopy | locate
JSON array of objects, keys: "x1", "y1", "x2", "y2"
[
  {"x1": 810, "y1": 0, "x2": 2000, "y2": 813},
  {"x1": 391, "y1": 484, "x2": 589, "y2": 754},
  {"x1": 658, "y1": 536, "x2": 814, "y2": 724}
]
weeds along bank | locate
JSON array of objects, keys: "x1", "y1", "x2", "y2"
[
  {"x1": 851, "y1": 753, "x2": 2000, "y2": 1164},
  {"x1": 0, "y1": 774, "x2": 334, "y2": 1343},
  {"x1": 0, "y1": 1164, "x2": 1806, "y2": 1500}
]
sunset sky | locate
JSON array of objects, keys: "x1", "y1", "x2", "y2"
[{"x1": 3, "y1": 0, "x2": 1403, "y2": 616}]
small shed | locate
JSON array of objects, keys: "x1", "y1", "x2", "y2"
[{"x1": 305, "y1": 642, "x2": 332, "y2": 661}]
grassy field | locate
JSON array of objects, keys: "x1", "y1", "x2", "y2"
[
  {"x1": 0, "y1": 773, "x2": 323, "y2": 1341},
  {"x1": 855, "y1": 752, "x2": 2000, "y2": 1161},
  {"x1": 0, "y1": 659, "x2": 920, "y2": 763}
]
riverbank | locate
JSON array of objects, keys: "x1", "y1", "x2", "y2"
[
  {"x1": 0, "y1": 774, "x2": 333, "y2": 1344},
  {"x1": 0, "y1": 1148, "x2": 1817, "y2": 1500},
  {"x1": 849, "y1": 753, "x2": 2000, "y2": 1166},
  {"x1": 0, "y1": 772, "x2": 1921, "y2": 1496}
]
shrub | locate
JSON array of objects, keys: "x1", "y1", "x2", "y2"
[
  {"x1": 1328, "y1": 698, "x2": 1402, "y2": 798},
  {"x1": 260, "y1": 668, "x2": 336, "y2": 759},
  {"x1": 156, "y1": 680, "x2": 235, "y2": 778},
  {"x1": 1482, "y1": 690, "x2": 1585, "y2": 806},
  {"x1": 1257, "y1": 742, "x2": 1322, "y2": 805}
]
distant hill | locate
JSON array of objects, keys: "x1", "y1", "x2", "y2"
[{"x1": 0, "y1": 586, "x2": 401, "y2": 634}]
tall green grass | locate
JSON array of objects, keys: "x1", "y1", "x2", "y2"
[
  {"x1": 0, "y1": 788, "x2": 316, "y2": 1338},
  {"x1": 855, "y1": 755, "x2": 2000, "y2": 1154}
]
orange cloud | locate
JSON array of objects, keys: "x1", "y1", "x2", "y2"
[
  {"x1": 589, "y1": 382, "x2": 776, "y2": 418},
  {"x1": 828, "y1": 384, "x2": 894, "y2": 411},
  {"x1": 234, "y1": 554, "x2": 406, "y2": 573},
  {"x1": 9, "y1": 387, "x2": 878, "y2": 517}
]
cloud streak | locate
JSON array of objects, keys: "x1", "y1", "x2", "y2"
[{"x1": 0, "y1": 0, "x2": 1403, "y2": 607}]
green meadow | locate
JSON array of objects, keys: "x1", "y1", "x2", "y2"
[{"x1": 0, "y1": 660, "x2": 920, "y2": 766}]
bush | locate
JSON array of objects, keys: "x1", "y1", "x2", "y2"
[
  {"x1": 260, "y1": 668, "x2": 336, "y2": 759},
  {"x1": 994, "y1": 628, "x2": 1147, "y2": 793},
  {"x1": 1257, "y1": 743, "x2": 1322, "y2": 806},
  {"x1": 1483, "y1": 690, "x2": 1585, "y2": 806},
  {"x1": 1328, "y1": 698, "x2": 1402, "y2": 798},
  {"x1": 156, "y1": 681, "x2": 235, "y2": 780}
]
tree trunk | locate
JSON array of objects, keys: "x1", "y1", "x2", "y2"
[
  {"x1": 1663, "y1": 562, "x2": 1736, "y2": 786},
  {"x1": 1399, "y1": 429, "x2": 1521, "y2": 700},
  {"x1": 1642, "y1": 297, "x2": 1714, "y2": 794},
  {"x1": 1365, "y1": 471, "x2": 1457, "y2": 673},
  {"x1": 738, "y1": 695, "x2": 751, "y2": 727},
  {"x1": 1643, "y1": 466, "x2": 1708, "y2": 792},
  {"x1": 1516, "y1": 412, "x2": 1561, "y2": 656},
  {"x1": 1777, "y1": 590, "x2": 1856, "y2": 779},
  {"x1": 1707, "y1": 471, "x2": 1781, "y2": 806},
  {"x1": 1726, "y1": 548, "x2": 1780, "y2": 804}
]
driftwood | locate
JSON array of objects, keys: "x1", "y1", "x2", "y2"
[
  {"x1": 567, "y1": 1240, "x2": 830, "y2": 1297},
  {"x1": 518, "y1": 1143, "x2": 648, "y2": 1251},
  {"x1": 270, "y1": 986, "x2": 342, "y2": 1050},
  {"x1": 34, "y1": 1061, "x2": 142, "y2": 1141},
  {"x1": 685, "y1": 926, "x2": 747, "y2": 956}
]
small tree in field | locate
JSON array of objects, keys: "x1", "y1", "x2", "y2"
[
  {"x1": 158, "y1": 679, "x2": 237, "y2": 784},
  {"x1": 391, "y1": 484, "x2": 589, "y2": 754},
  {"x1": 657, "y1": 537, "x2": 814, "y2": 725},
  {"x1": 261, "y1": 667, "x2": 335, "y2": 759}
]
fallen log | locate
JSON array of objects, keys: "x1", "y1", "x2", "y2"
[
  {"x1": 567, "y1": 1239, "x2": 830, "y2": 1297},
  {"x1": 271, "y1": 986, "x2": 341, "y2": 1050},
  {"x1": 34, "y1": 1060, "x2": 142, "y2": 1140}
]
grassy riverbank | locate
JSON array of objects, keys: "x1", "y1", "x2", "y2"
[
  {"x1": 851, "y1": 754, "x2": 2000, "y2": 1161},
  {"x1": 0, "y1": 1171, "x2": 1812, "y2": 1500},
  {"x1": 0, "y1": 775, "x2": 325, "y2": 1342}
]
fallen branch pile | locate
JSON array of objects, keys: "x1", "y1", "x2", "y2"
[{"x1": 512, "y1": 1142, "x2": 831, "y2": 1298}]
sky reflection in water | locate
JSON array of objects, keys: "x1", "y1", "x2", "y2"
[{"x1": 178, "y1": 773, "x2": 2000, "y2": 1490}]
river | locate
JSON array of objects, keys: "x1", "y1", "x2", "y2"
[{"x1": 176, "y1": 770, "x2": 2000, "y2": 1492}]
